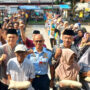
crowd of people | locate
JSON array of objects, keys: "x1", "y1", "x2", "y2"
[
  {"x1": 0, "y1": 10, "x2": 89, "y2": 90},
  {"x1": 45, "y1": 12, "x2": 90, "y2": 90}
]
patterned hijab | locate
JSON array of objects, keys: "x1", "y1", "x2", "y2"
[{"x1": 55, "y1": 48, "x2": 80, "y2": 80}]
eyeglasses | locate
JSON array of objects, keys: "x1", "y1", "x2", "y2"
[{"x1": 35, "y1": 40, "x2": 43, "y2": 43}]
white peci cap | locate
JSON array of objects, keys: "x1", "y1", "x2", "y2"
[{"x1": 14, "y1": 44, "x2": 27, "y2": 52}]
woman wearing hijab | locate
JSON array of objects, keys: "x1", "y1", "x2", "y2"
[
  {"x1": 79, "y1": 32, "x2": 90, "y2": 49},
  {"x1": 55, "y1": 48, "x2": 80, "y2": 90},
  {"x1": 78, "y1": 33, "x2": 90, "y2": 59},
  {"x1": 74, "y1": 30, "x2": 84, "y2": 47},
  {"x1": 78, "y1": 47, "x2": 90, "y2": 90}
]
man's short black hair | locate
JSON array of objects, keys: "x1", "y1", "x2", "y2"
[
  {"x1": 7, "y1": 29, "x2": 18, "y2": 35},
  {"x1": 63, "y1": 29, "x2": 75, "y2": 36},
  {"x1": 33, "y1": 30, "x2": 40, "y2": 34}
]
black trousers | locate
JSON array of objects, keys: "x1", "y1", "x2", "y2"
[
  {"x1": 50, "y1": 38, "x2": 56, "y2": 48},
  {"x1": 32, "y1": 74, "x2": 50, "y2": 90},
  {"x1": 0, "y1": 81, "x2": 8, "y2": 90}
]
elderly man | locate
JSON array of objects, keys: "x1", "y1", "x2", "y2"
[
  {"x1": 27, "y1": 34, "x2": 54, "y2": 90},
  {"x1": 7, "y1": 44, "x2": 35, "y2": 90},
  {"x1": 0, "y1": 29, "x2": 18, "y2": 90},
  {"x1": 19, "y1": 24, "x2": 46, "y2": 49},
  {"x1": 54, "y1": 29, "x2": 79, "y2": 60}
]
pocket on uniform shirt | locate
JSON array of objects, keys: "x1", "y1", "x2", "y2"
[
  {"x1": 42, "y1": 58, "x2": 48, "y2": 64},
  {"x1": 30, "y1": 57, "x2": 37, "y2": 63}
]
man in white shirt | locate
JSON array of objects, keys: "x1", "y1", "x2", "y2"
[{"x1": 7, "y1": 44, "x2": 35, "y2": 90}]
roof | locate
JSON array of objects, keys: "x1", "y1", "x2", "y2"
[
  {"x1": 40, "y1": 5, "x2": 60, "y2": 9},
  {"x1": 59, "y1": 4, "x2": 70, "y2": 9},
  {"x1": 19, "y1": 5, "x2": 41, "y2": 10}
]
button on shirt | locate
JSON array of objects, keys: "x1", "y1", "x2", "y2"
[
  {"x1": 7, "y1": 57, "x2": 35, "y2": 90},
  {"x1": 27, "y1": 47, "x2": 52, "y2": 75}
]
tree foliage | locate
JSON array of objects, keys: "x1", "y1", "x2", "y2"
[
  {"x1": 55, "y1": 0, "x2": 60, "y2": 4},
  {"x1": 63, "y1": 0, "x2": 80, "y2": 8},
  {"x1": 63, "y1": 0, "x2": 80, "y2": 3},
  {"x1": 63, "y1": 0, "x2": 80, "y2": 16},
  {"x1": 55, "y1": 0, "x2": 80, "y2": 15}
]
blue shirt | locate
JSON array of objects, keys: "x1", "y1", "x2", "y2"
[{"x1": 27, "y1": 47, "x2": 52, "y2": 75}]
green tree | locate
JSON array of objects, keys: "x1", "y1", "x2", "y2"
[
  {"x1": 55, "y1": 0, "x2": 64, "y2": 4},
  {"x1": 55, "y1": 0, "x2": 60, "y2": 4},
  {"x1": 63, "y1": 0, "x2": 80, "y2": 17},
  {"x1": 55, "y1": 0, "x2": 80, "y2": 16}
]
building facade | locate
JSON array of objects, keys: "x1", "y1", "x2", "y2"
[
  {"x1": 0, "y1": 0, "x2": 29, "y2": 3},
  {"x1": 0, "y1": 0, "x2": 55, "y2": 3},
  {"x1": 0, "y1": 0, "x2": 56, "y2": 14}
]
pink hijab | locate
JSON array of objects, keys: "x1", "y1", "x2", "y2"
[{"x1": 55, "y1": 48, "x2": 80, "y2": 80}]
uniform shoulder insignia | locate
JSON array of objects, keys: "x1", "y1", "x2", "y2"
[{"x1": 46, "y1": 49, "x2": 52, "y2": 52}]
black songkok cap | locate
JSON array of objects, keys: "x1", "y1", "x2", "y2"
[
  {"x1": 63, "y1": 29, "x2": 75, "y2": 36},
  {"x1": 7, "y1": 29, "x2": 18, "y2": 35},
  {"x1": 33, "y1": 30, "x2": 40, "y2": 34}
]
